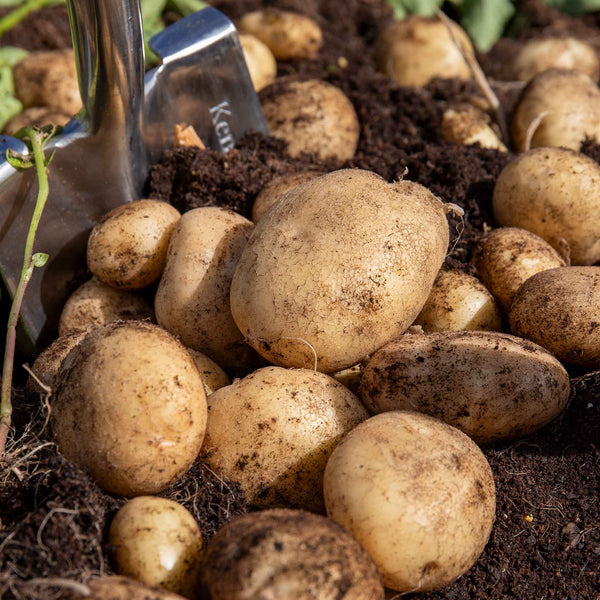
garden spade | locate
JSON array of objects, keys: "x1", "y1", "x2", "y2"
[{"x1": 0, "y1": 0, "x2": 267, "y2": 354}]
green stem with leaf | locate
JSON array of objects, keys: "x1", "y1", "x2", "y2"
[{"x1": 0, "y1": 0, "x2": 63, "y2": 40}]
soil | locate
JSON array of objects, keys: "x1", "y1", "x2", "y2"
[{"x1": 1, "y1": 1, "x2": 599, "y2": 599}]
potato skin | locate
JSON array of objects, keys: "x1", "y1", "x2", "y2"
[
  {"x1": 509, "y1": 267, "x2": 600, "y2": 367},
  {"x1": 324, "y1": 411, "x2": 496, "y2": 592},
  {"x1": 202, "y1": 509, "x2": 384, "y2": 600},
  {"x1": 239, "y1": 33, "x2": 277, "y2": 92},
  {"x1": 86, "y1": 576, "x2": 187, "y2": 599},
  {"x1": 52, "y1": 321, "x2": 207, "y2": 497},
  {"x1": 230, "y1": 169, "x2": 449, "y2": 373},
  {"x1": 186, "y1": 349, "x2": 231, "y2": 395},
  {"x1": 493, "y1": 148, "x2": 600, "y2": 266},
  {"x1": 202, "y1": 366, "x2": 368, "y2": 511},
  {"x1": 359, "y1": 331, "x2": 570, "y2": 444}
]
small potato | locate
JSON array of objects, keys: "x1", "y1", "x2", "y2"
[
  {"x1": 359, "y1": 331, "x2": 570, "y2": 444},
  {"x1": 202, "y1": 366, "x2": 369, "y2": 512},
  {"x1": 509, "y1": 267, "x2": 600, "y2": 367},
  {"x1": 238, "y1": 10, "x2": 323, "y2": 61},
  {"x1": 260, "y1": 79, "x2": 360, "y2": 161},
  {"x1": 512, "y1": 69, "x2": 600, "y2": 151},
  {"x1": 331, "y1": 364, "x2": 362, "y2": 395},
  {"x1": 374, "y1": 17, "x2": 473, "y2": 87},
  {"x1": 414, "y1": 269, "x2": 502, "y2": 332},
  {"x1": 324, "y1": 411, "x2": 496, "y2": 592},
  {"x1": 13, "y1": 49, "x2": 82, "y2": 115},
  {"x1": 109, "y1": 497, "x2": 203, "y2": 598},
  {"x1": 87, "y1": 200, "x2": 181, "y2": 290},
  {"x1": 239, "y1": 33, "x2": 277, "y2": 92},
  {"x1": 59, "y1": 277, "x2": 153, "y2": 337},
  {"x1": 52, "y1": 321, "x2": 207, "y2": 496},
  {"x1": 186, "y1": 349, "x2": 230, "y2": 395},
  {"x1": 203, "y1": 509, "x2": 384, "y2": 600},
  {"x1": 493, "y1": 147, "x2": 600, "y2": 265},
  {"x1": 85, "y1": 576, "x2": 187, "y2": 599},
  {"x1": 441, "y1": 105, "x2": 507, "y2": 151},
  {"x1": 3, "y1": 106, "x2": 71, "y2": 135},
  {"x1": 472, "y1": 227, "x2": 567, "y2": 312}
]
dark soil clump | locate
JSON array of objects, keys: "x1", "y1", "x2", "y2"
[{"x1": 0, "y1": 5, "x2": 72, "y2": 51}]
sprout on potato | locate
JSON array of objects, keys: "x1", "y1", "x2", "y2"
[{"x1": 239, "y1": 33, "x2": 277, "y2": 92}]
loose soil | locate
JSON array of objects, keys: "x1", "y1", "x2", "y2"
[{"x1": 1, "y1": 1, "x2": 599, "y2": 599}]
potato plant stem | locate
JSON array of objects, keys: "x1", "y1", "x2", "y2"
[{"x1": 0, "y1": 0, "x2": 61, "y2": 40}]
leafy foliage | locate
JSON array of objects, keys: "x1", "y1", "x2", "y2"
[
  {"x1": 0, "y1": 46, "x2": 27, "y2": 131},
  {"x1": 544, "y1": 0, "x2": 600, "y2": 15}
]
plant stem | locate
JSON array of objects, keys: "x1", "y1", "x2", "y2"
[{"x1": 0, "y1": 0, "x2": 62, "y2": 40}]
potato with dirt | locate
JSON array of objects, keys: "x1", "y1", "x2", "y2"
[{"x1": 239, "y1": 33, "x2": 277, "y2": 92}]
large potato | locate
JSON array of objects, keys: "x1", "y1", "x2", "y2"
[
  {"x1": 359, "y1": 331, "x2": 570, "y2": 444},
  {"x1": 509, "y1": 267, "x2": 600, "y2": 367},
  {"x1": 52, "y1": 322, "x2": 207, "y2": 497},
  {"x1": 493, "y1": 148, "x2": 600, "y2": 265},
  {"x1": 239, "y1": 33, "x2": 277, "y2": 92},
  {"x1": 324, "y1": 411, "x2": 496, "y2": 592},
  {"x1": 202, "y1": 509, "x2": 384, "y2": 600},
  {"x1": 202, "y1": 366, "x2": 368, "y2": 512},
  {"x1": 230, "y1": 169, "x2": 449, "y2": 373}
]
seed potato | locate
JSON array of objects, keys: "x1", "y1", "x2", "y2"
[
  {"x1": 52, "y1": 321, "x2": 207, "y2": 497},
  {"x1": 239, "y1": 33, "x2": 277, "y2": 92},
  {"x1": 359, "y1": 331, "x2": 570, "y2": 444},
  {"x1": 186, "y1": 349, "x2": 230, "y2": 395},
  {"x1": 323, "y1": 411, "x2": 496, "y2": 592},
  {"x1": 85, "y1": 576, "x2": 187, "y2": 600},
  {"x1": 202, "y1": 366, "x2": 369, "y2": 511}
]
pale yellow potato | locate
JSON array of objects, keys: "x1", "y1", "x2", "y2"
[
  {"x1": 359, "y1": 331, "x2": 570, "y2": 444},
  {"x1": 238, "y1": 10, "x2": 322, "y2": 60},
  {"x1": 331, "y1": 364, "x2": 362, "y2": 395},
  {"x1": 186, "y1": 348, "x2": 230, "y2": 395},
  {"x1": 52, "y1": 321, "x2": 207, "y2": 497},
  {"x1": 202, "y1": 366, "x2": 368, "y2": 512},
  {"x1": 493, "y1": 148, "x2": 600, "y2": 265},
  {"x1": 239, "y1": 33, "x2": 277, "y2": 92},
  {"x1": 59, "y1": 277, "x2": 153, "y2": 337},
  {"x1": 441, "y1": 105, "x2": 507, "y2": 151},
  {"x1": 512, "y1": 69, "x2": 600, "y2": 151},
  {"x1": 109, "y1": 497, "x2": 204, "y2": 598},
  {"x1": 324, "y1": 411, "x2": 496, "y2": 592},
  {"x1": 260, "y1": 79, "x2": 360, "y2": 160},
  {"x1": 155, "y1": 207, "x2": 257, "y2": 371},
  {"x1": 472, "y1": 227, "x2": 567, "y2": 312},
  {"x1": 13, "y1": 49, "x2": 82, "y2": 114},
  {"x1": 85, "y1": 576, "x2": 187, "y2": 599},
  {"x1": 87, "y1": 200, "x2": 181, "y2": 290},
  {"x1": 374, "y1": 17, "x2": 473, "y2": 87},
  {"x1": 230, "y1": 169, "x2": 449, "y2": 373},
  {"x1": 3, "y1": 106, "x2": 71, "y2": 135},
  {"x1": 414, "y1": 269, "x2": 502, "y2": 332},
  {"x1": 509, "y1": 267, "x2": 600, "y2": 367},
  {"x1": 203, "y1": 509, "x2": 384, "y2": 600}
]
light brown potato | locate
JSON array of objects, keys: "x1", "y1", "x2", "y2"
[
  {"x1": 13, "y1": 49, "x2": 82, "y2": 115},
  {"x1": 512, "y1": 69, "x2": 600, "y2": 151},
  {"x1": 508, "y1": 37, "x2": 599, "y2": 83},
  {"x1": 186, "y1": 349, "x2": 230, "y2": 395},
  {"x1": 87, "y1": 200, "x2": 181, "y2": 290},
  {"x1": 109, "y1": 497, "x2": 204, "y2": 598},
  {"x1": 52, "y1": 321, "x2": 207, "y2": 497},
  {"x1": 202, "y1": 509, "x2": 384, "y2": 600},
  {"x1": 155, "y1": 207, "x2": 257, "y2": 371},
  {"x1": 359, "y1": 331, "x2": 570, "y2": 444},
  {"x1": 260, "y1": 79, "x2": 360, "y2": 160},
  {"x1": 441, "y1": 105, "x2": 507, "y2": 151},
  {"x1": 414, "y1": 269, "x2": 502, "y2": 332},
  {"x1": 331, "y1": 364, "x2": 362, "y2": 394},
  {"x1": 85, "y1": 576, "x2": 187, "y2": 599},
  {"x1": 238, "y1": 10, "x2": 323, "y2": 60},
  {"x1": 58, "y1": 277, "x2": 153, "y2": 337},
  {"x1": 324, "y1": 411, "x2": 496, "y2": 592},
  {"x1": 472, "y1": 227, "x2": 568, "y2": 312},
  {"x1": 509, "y1": 266, "x2": 600, "y2": 367},
  {"x1": 493, "y1": 148, "x2": 600, "y2": 265},
  {"x1": 3, "y1": 106, "x2": 71, "y2": 135},
  {"x1": 230, "y1": 169, "x2": 449, "y2": 373},
  {"x1": 374, "y1": 17, "x2": 473, "y2": 87},
  {"x1": 239, "y1": 33, "x2": 277, "y2": 92},
  {"x1": 202, "y1": 366, "x2": 369, "y2": 512}
]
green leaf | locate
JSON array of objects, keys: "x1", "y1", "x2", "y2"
[
  {"x1": 32, "y1": 252, "x2": 48, "y2": 267},
  {"x1": 141, "y1": 0, "x2": 169, "y2": 66},
  {"x1": 6, "y1": 148, "x2": 32, "y2": 170},
  {"x1": 544, "y1": 0, "x2": 600, "y2": 15},
  {"x1": 458, "y1": 0, "x2": 515, "y2": 51},
  {"x1": 167, "y1": 0, "x2": 208, "y2": 16},
  {"x1": 0, "y1": 46, "x2": 28, "y2": 68},
  {"x1": 0, "y1": 0, "x2": 25, "y2": 6},
  {"x1": 387, "y1": 0, "x2": 443, "y2": 18}
]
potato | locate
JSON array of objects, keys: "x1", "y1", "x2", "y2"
[
  {"x1": 260, "y1": 79, "x2": 360, "y2": 160},
  {"x1": 13, "y1": 49, "x2": 82, "y2": 115},
  {"x1": 186, "y1": 349, "x2": 230, "y2": 395},
  {"x1": 155, "y1": 207, "x2": 257, "y2": 372},
  {"x1": 109, "y1": 497, "x2": 203, "y2": 598},
  {"x1": 239, "y1": 33, "x2": 277, "y2": 92},
  {"x1": 87, "y1": 200, "x2": 181, "y2": 290},
  {"x1": 472, "y1": 227, "x2": 568, "y2": 312},
  {"x1": 202, "y1": 366, "x2": 368, "y2": 511},
  {"x1": 374, "y1": 16, "x2": 473, "y2": 87},
  {"x1": 359, "y1": 331, "x2": 570, "y2": 444},
  {"x1": 230, "y1": 169, "x2": 449, "y2": 373},
  {"x1": 3, "y1": 106, "x2": 71, "y2": 136},
  {"x1": 52, "y1": 321, "x2": 207, "y2": 496},
  {"x1": 202, "y1": 509, "x2": 384, "y2": 600},
  {"x1": 238, "y1": 10, "x2": 323, "y2": 60},
  {"x1": 508, "y1": 37, "x2": 599, "y2": 83},
  {"x1": 85, "y1": 576, "x2": 187, "y2": 599},
  {"x1": 441, "y1": 105, "x2": 507, "y2": 151},
  {"x1": 512, "y1": 69, "x2": 600, "y2": 151},
  {"x1": 59, "y1": 277, "x2": 153, "y2": 337},
  {"x1": 324, "y1": 411, "x2": 495, "y2": 592},
  {"x1": 493, "y1": 147, "x2": 600, "y2": 265},
  {"x1": 414, "y1": 269, "x2": 502, "y2": 332},
  {"x1": 331, "y1": 364, "x2": 362, "y2": 394},
  {"x1": 509, "y1": 266, "x2": 600, "y2": 367}
]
